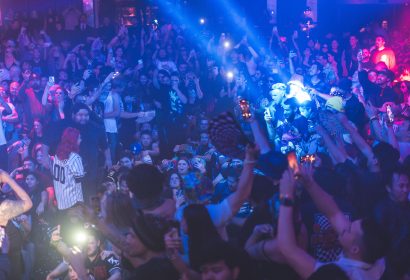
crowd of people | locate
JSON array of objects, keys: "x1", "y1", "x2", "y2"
[{"x1": 0, "y1": 4, "x2": 409, "y2": 280}]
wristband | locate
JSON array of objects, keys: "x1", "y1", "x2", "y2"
[
  {"x1": 243, "y1": 160, "x2": 257, "y2": 165},
  {"x1": 279, "y1": 194, "x2": 295, "y2": 207}
]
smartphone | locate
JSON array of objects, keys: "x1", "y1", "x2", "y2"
[
  {"x1": 386, "y1": 104, "x2": 394, "y2": 124},
  {"x1": 138, "y1": 59, "x2": 143, "y2": 65},
  {"x1": 49, "y1": 76, "x2": 55, "y2": 84},
  {"x1": 239, "y1": 99, "x2": 252, "y2": 120},
  {"x1": 287, "y1": 151, "x2": 299, "y2": 173}
]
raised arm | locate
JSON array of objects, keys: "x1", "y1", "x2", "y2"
[
  {"x1": 41, "y1": 81, "x2": 53, "y2": 106},
  {"x1": 0, "y1": 96, "x2": 12, "y2": 115},
  {"x1": 277, "y1": 169, "x2": 316, "y2": 279},
  {"x1": 297, "y1": 164, "x2": 350, "y2": 235},
  {"x1": 316, "y1": 124, "x2": 348, "y2": 164},
  {"x1": 249, "y1": 118, "x2": 272, "y2": 154},
  {"x1": 226, "y1": 145, "x2": 259, "y2": 214},
  {"x1": 0, "y1": 170, "x2": 33, "y2": 226},
  {"x1": 338, "y1": 113, "x2": 378, "y2": 171}
]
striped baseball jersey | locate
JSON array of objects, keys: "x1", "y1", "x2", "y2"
[{"x1": 52, "y1": 152, "x2": 85, "y2": 210}]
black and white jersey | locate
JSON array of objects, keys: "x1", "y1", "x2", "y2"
[{"x1": 52, "y1": 152, "x2": 85, "y2": 210}]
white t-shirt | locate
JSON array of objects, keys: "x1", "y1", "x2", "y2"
[
  {"x1": 0, "y1": 107, "x2": 6, "y2": 146},
  {"x1": 104, "y1": 92, "x2": 118, "y2": 133},
  {"x1": 316, "y1": 256, "x2": 385, "y2": 280}
]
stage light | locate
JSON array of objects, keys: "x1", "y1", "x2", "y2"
[{"x1": 199, "y1": 18, "x2": 205, "y2": 25}]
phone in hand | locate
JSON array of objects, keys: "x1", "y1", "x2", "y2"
[
  {"x1": 386, "y1": 104, "x2": 394, "y2": 124},
  {"x1": 49, "y1": 76, "x2": 55, "y2": 84},
  {"x1": 239, "y1": 99, "x2": 252, "y2": 120},
  {"x1": 287, "y1": 151, "x2": 299, "y2": 174}
]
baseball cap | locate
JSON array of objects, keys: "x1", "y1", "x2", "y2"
[{"x1": 271, "y1": 83, "x2": 286, "y2": 91}]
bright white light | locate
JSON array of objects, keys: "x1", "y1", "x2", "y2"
[
  {"x1": 295, "y1": 90, "x2": 312, "y2": 103},
  {"x1": 226, "y1": 71, "x2": 234, "y2": 79},
  {"x1": 224, "y1": 41, "x2": 231, "y2": 49},
  {"x1": 74, "y1": 231, "x2": 87, "y2": 244},
  {"x1": 199, "y1": 18, "x2": 205, "y2": 25}
]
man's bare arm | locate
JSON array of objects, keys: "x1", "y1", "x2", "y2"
[
  {"x1": 0, "y1": 200, "x2": 26, "y2": 224},
  {"x1": 0, "y1": 170, "x2": 32, "y2": 225}
]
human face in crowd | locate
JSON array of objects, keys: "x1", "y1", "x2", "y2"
[
  {"x1": 119, "y1": 156, "x2": 133, "y2": 169},
  {"x1": 199, "y1": 119, "x2": 209, "y2": 132},
  {"x1": 270, "y1": 89, "x2": 285, "y2": 106},
  {"x1": 25, "y1": 174, "x2": 38, "y2": 190},
  {"x1": 139, "y1": 74, "x2": 148, "y2": 86},
  {"x1": 171, "y1": 76, "x2": 180, "y2": 88},
  {"x1": 375, "y1": 36, "x2": 385, "y2": 50},
  {"x1": 141, "y1": 134, "x2": 152, "y2": 148},
  {"x1": 23, "y1": 160, "x2": 36, "y2": 171},
  {"x1": 387, "y1": 173, "x2": 410, "y2": 203},
  {"x1": 36, "y1": 149, "x2": 44, "y2": 165},
  {"x1": 339, "y1": 220, "x2": 364, "y2": 258},
  {"x1": 362, "y1": 48, "x2": 371, "y2": 60},
  {"x1": 316, "y1": 55, "x2": 327, "y2": 67},
  {"x1": 200, "y1": 133, "x2": 210, "y2": 146},
  {"x1": 283, "y1": 104, "x2": 296, "y2": 119},
  {"x1": 5, "y1": 47, "x2": 14, "y2": 59},
  {"x1": 170, "y1": 173, "x2": 181, "y2": 189},
  {"x1": 0, "y1": 86, "x2": 7, "y2": 99},
  {"x1": 200, "y1": 260, "x2": 239, "y2": 280},
  {"x1": 299, "y1": 104, "x2": 312, "y2": 119},
  {"x1": 349, "y1": 36, "x2": 358, "y2": 48},
  {"x1": 68, "y1": 265, "x2": 79, "y2": 280},
  {"x1": 86, "y1": 235, "x2": 100, "y2": 258},
  {"x1": 227, "y1": 176, "x2": 238, "y2": 192},
  {"x1": 376, "y1": 73, "x2": 388, "y2": 86},
  {"x1": 327, "y1": 53, "x2": 335, "y2": 63},
  {"x1": 73, "y1": 109, "x2": 90, "y2": 125},
  {"x1": 9, "y1": 82, "x2": 19, "y2": 97},
  {"x1": 119, "y1": 179, "x2": 129, "y2": 194},
  {"x1": 308, "y1": 64, "x2": 320, "y2": 77},
  {"x1": 179, "y1": 63, "x2": 188, "y2": 75},
  {"x1": 162, "y1": 75, "x2": 171, "y2": 86},
  {"x1": 33, "y1": 120, "x2": 43, "y2": 135},
  {"x1": 368, "y1": 71, "x2": 378, "y2": 83},
  {"x1": 178, "y1": 159, "x2": 189, "y2": 175},
  {"x1": 9, "y1": 65, "x2": 21, "y2": 81},
  {"x1": 59, "y1": 70, "x2": 69, "y2": 82},
  {"x1": 331, "y1": 39, "x2": 339, "y2": 50}
]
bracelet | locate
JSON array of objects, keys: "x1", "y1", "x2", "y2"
[
  {"x1": 243, "y1": 160, "x2": 257, "y2": 165},
  {"x1": 279, "y1": 194, "x2": 295, "y2": 207}
]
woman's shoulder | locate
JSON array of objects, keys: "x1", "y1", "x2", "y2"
[{"x1": 68, "y1": 152, "x2": 82, "y2": 160}]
